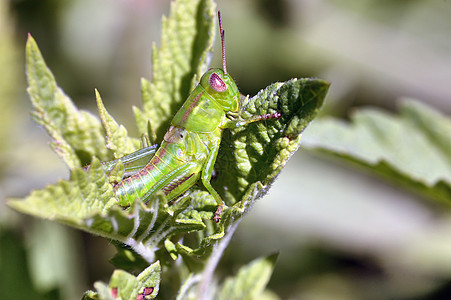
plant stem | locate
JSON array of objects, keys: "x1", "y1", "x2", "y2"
[{"x1": 198, "y1": 220, "x2": 241, "y2": 300}]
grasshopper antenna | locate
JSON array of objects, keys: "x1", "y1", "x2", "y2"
[{"x1": 218, "y1": 11, "x2": 227, "y2": 75}]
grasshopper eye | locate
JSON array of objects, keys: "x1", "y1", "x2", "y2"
[{"x1": 209, "y1": 73, "x2": 227, "y2": 92}]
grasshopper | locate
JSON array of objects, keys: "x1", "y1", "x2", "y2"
[{"x1": 100, "y1": 12, "x2": 280, "y2": 222}]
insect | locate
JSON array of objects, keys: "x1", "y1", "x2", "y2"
[{"x1": 99, "y1": 12, "x2": 280, "y2": 222}]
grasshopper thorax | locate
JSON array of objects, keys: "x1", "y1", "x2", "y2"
[{"x1": 200, "y1": 68, "x2": 240, "y2": 113}]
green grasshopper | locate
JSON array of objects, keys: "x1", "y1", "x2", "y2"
[{"x1": 99, "y1": 12, "x2": 280, "y2": 222}]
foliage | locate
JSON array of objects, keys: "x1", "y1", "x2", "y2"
[
  {"x1": 303, "y1": 99, "x2": 451, "y2": 205},
  {"x1": 8, "y1": 0, "x2": 328, "y2": 298},
  {"x1": 217, "y1": 253, "x2": 278, "y2": 300}
]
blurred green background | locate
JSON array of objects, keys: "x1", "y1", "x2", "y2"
[{"x1": 1, "y1": 0, "x2": 450, "y2": 299}]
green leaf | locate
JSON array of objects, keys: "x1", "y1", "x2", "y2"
[
  {"x1": 26, "y1": 35, "x2": 110, "y2": 167},
  {"x1": 217, "y1": 253, "x2": 279, "y2": 300},
  {"x1": 84, "y1": 261, "x2": 160, "y2": 300},
  {"x1": 214, "y1": 78, "x2": 330, "y2": 205},
  {"x1": 302, "y1": 99, "x2": 451, "y2": 204},
  {"x1": 8, "y1": 158, "x2": 116, "y2": 223},
  {"x1": 134, "y1": 0, "x2": 216, "y2": 142},
  {"x1": 95, "y1": 89, "x2": 140, "y2": 157},
  {"x1": 8, "y1": 159, "x2": 209, "y2": 262}
]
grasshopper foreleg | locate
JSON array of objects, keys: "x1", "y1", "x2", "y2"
[
  {"x1": 201, "y1": 141, "x2": 224, "y2": 222},
  {"x1": 224, "y1": 112, "x2": 281, "y2": 129}
]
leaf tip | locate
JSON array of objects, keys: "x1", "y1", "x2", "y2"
[
  {"x1": 26, "y1": 33, "x2": 38, "y2": 48},
  {"x1": 7, "y1": 198, "x2": 34, "y2": 217},
  {"x1": 94, "y1": 88, "x2": 101, "y2": 101}
]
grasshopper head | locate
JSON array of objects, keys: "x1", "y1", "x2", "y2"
[{"x1": 200, "y1": 68, "x2": 240, "y2": 113}]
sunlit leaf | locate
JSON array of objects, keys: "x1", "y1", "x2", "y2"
[
  {"x1": 26, "y1": 35, "x2": 110, "y2": 167},
  {"x1": 83, "y1": 261, "x2": 160, "y2": 300},
  {"x1": 217, "y1": 253, "x2": 278, "y2": 300},
  {"x1": 302, "y1": 99, "x2": 451, "y2": 204},
  {"x1": 134, "y1": 0, "x2": 216, "y2": 141},
  {"x1": 95, "y1": 89, "x2": 140, "y2": 157}
]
